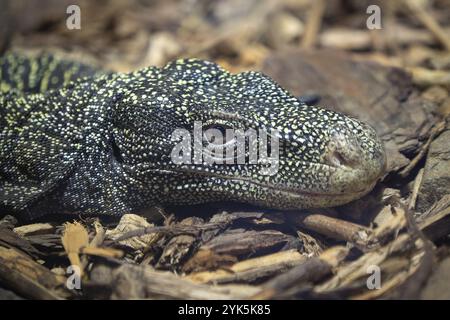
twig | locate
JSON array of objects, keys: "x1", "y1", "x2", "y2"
[
  {"x1": 288, "y1": 213, "x2": 372, "y2": 247},
  {"x1": 252, "y1": 257, "x2": 330, "y2": 299},
  {"x1": 403, "y1": 0, "x2": 450, "y2": 51},
  {"x1": 115, "y1": 222, "x2": 229, "y2": 242},
  {"x1": 89, "y1": 219, "x2": 105, "y2": 247},
  {"x1": 301, "y1": 0, "x2": 326, "y2": 49},
  {"x1": 396, "y1": 204, "x2": 435, "y2": 299},
  {"x1": 252, "y1": 246, "x2": 348, "y2": 299},
  {"x1": 407, "y1": 67, "x2": 450, "y2": 87},
  {"x1": 399, "y1": 120, "x2": 446, "y2": 177},
  {"x1": 408, "y1": 168, "x2": 424, "y2": 210}
]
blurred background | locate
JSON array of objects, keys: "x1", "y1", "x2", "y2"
[{"x1": 0, "y1": 0, "x2": 449, "y2": 73}]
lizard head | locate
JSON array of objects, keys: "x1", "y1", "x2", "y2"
[{"x1": 115, "y1": 59, "x2": 386, "y2": 211}]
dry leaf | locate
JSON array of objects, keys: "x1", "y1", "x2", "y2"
[{"x1": 61, "y1": 222, "x2": 89, "y2": 276}]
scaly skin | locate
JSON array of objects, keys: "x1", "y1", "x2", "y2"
[{"x1": 0, "y1": 52, "x2": 386, "y2": 220}]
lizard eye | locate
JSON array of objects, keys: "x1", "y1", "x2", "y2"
[
  {"x1": 203, "y1": 124, "x2": 235, "y2": 146},
  {"x1": 202, "y1": 123, "x2": 238, "y2": 163}
]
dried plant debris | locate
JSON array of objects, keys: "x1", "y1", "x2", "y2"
[
  {"x1": 1, "y1": 199, "x2": 448, "y2": 299},
  {"x1": 0, "y1": 245, "x2": 70, "y2": 299},
  {"x1": 416, "y1": 123, "x2": 450, "y2": 212},
  {"x1": 1, "y1": 0, "x2": 450, "y2": 300},
  {"x1": 105, "y1": 214, "x2": 160, "y2": 252},
  {"x1": 61, "y1": 222, "x2": 90, "y2": 276}
]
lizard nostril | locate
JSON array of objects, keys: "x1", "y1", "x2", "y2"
[
  {"x1": 323, "y1": 132, "x2": 362, "y2": 169},
  {"x1": 328, "y1": 150, "x2": 348, "y2": 167},
  {"x1": 325, "y1": 149, "x2": 359, "y2": 168}
]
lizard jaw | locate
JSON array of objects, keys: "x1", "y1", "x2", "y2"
[{"x1": 222, "y1": 177, "x2": 379, "y2": 210}]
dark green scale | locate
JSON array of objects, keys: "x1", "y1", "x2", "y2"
[{"x1": 0, "y1": 52, "x2": 386, "y2": 220}]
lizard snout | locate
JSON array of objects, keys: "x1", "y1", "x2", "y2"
[
  {"x1": 323, "y1": 128, "x2": 364, "y2": 169},
  {"x1": 322, "y1": 121, "x2": 386, "y2": 197}
]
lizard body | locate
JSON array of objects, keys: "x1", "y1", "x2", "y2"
[{"x1": 0, "y1": 53, "x2": 386, "y2": 220}]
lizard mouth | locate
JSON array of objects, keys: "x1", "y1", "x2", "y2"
[
  {"x1": 226, "y1": 176, "x2": 377, "y2": 200},
  {"x1": 220, "y1": 176, "x2": 379, "y2": 210},
  {"x1": 134, "y1": 164, "x2": 379, "y2": 208}
]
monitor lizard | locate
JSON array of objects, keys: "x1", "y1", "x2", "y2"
[{"x1": 0, "y1": 52, "x2": 386, "y2": 220}]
